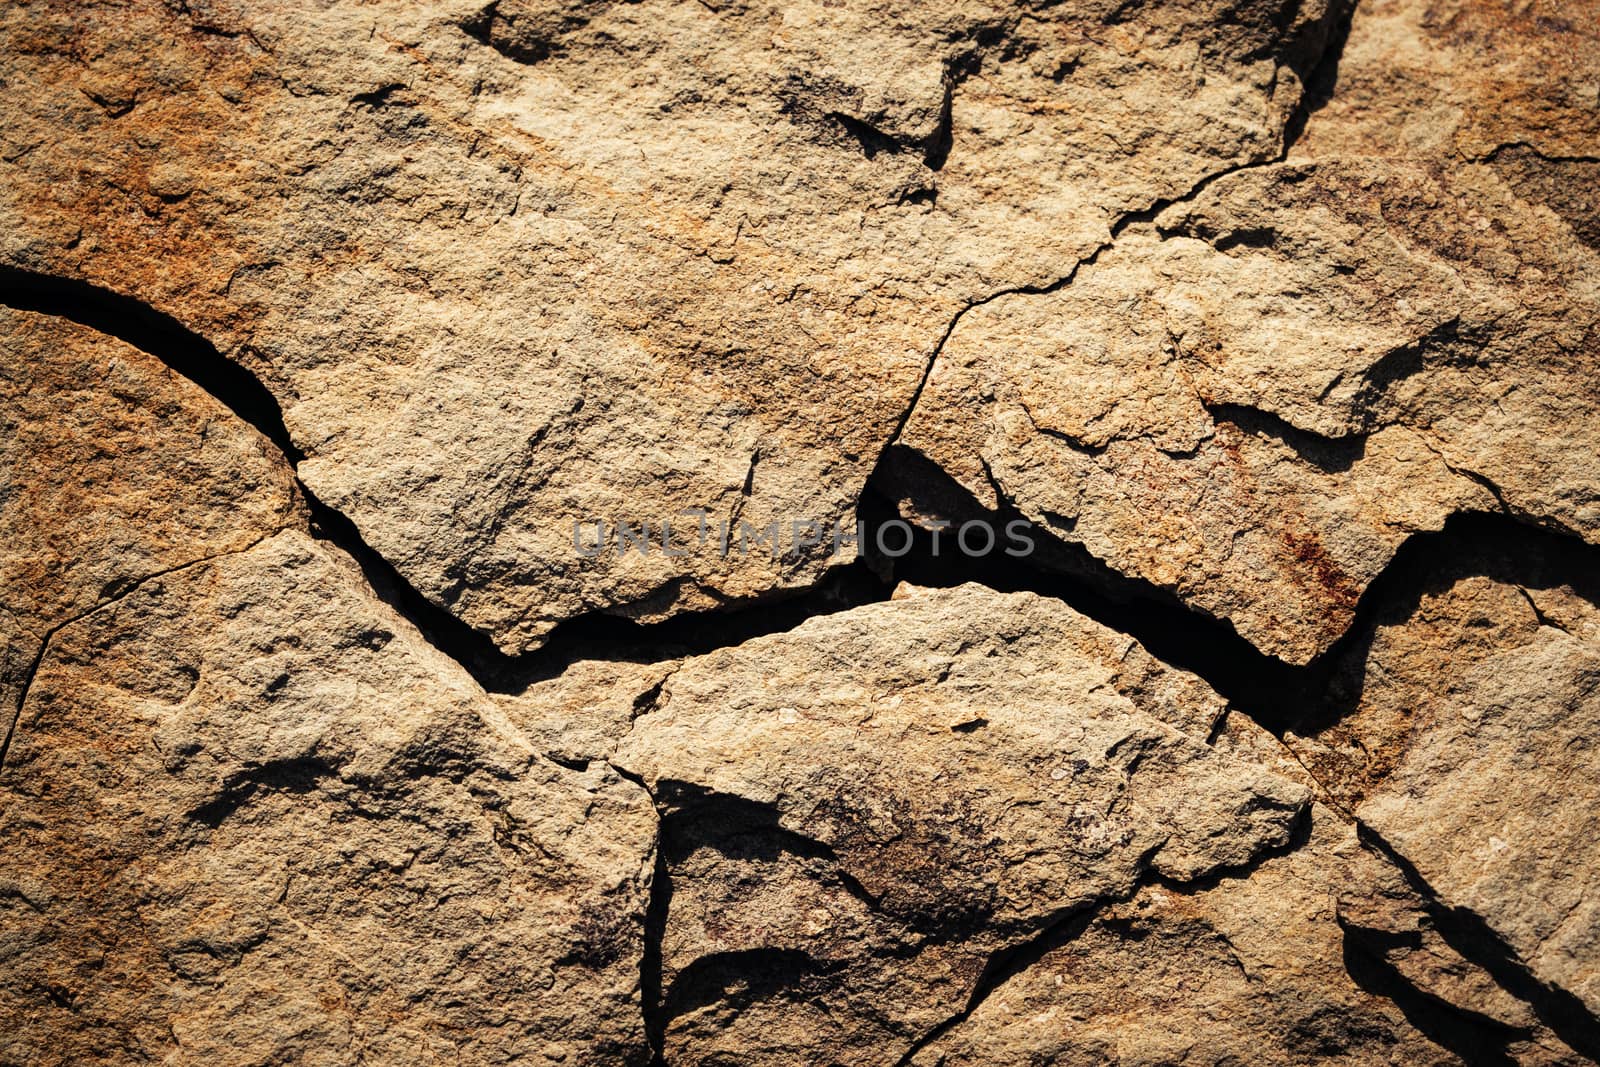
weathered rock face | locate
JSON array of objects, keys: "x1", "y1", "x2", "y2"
[
  {"x1": 899, "y1": 153, "x2": 1600, "y2": 662},
  {"x1": 0, "y1": 0, "x2": 1347, "y2": 654},
  {"x1": 0, "y1": 306, "x2": 301, "y2": 710},
  {"x1": 615, "y1": 582, "x2": 1310, "y2": 1063},
  {"x1": 1292, "y1": 0, "x2": 1600, "y2": 165},
  {"x1": 5, "y1": 0, "x2": 1600, "y2": 1063},
  {"x1": 1287, "y1": 541, "x2": 1600, "y2": 1032},
  {"x1": 911, "y1": 806, "x2": 1452, "y2": 1066},
  {"x1": 0, "y1": 531, "x2": 657, "y2": 1066},
  {"x1": 889, "y1": 0, "x2": 1600, "y2": 664}
]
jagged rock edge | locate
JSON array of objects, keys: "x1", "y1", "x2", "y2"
[
  {"x1": 10, "y1": 272, "x2": 1600, "y2": 1061},
  {"x1": 1357, "y1": 822, "x2": 1600, "y2": 1060}
]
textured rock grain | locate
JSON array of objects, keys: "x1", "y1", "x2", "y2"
[
  {"x1": 617, "y1": 582, "x2": 1309, "y2": 1063},
  {"x1": 0, "y1": 531, "x2": 657, "y2": 1065},
  {"x1": 4, "y1": 0, "x2": 1600, "y2": 1062},
  {"x1": 1288, "y1": 545, "x2": 1600, "y2": 1028},
  {"x1": 911, "y1": 805, "x2": 1452, "y2": 1066},
  {"x1": 1, "y1": 0, "x2": 1348, "y2": 652},
  {"x1": 0, "y1": 305, "x2": 300, "y2": 726},
  {"x1": 895, "y1": 0, "x2": 1600, "y2": 663}
]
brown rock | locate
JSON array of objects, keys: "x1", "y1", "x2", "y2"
[
  {"x1": 1286, "y1": 543, "x2": 1600, "y2": 1026},
  {"x1": 897, "y1": 155, "x2": 1600, "y2": 663},
  {"x1": 911, "y1": 805, "x2": 1454, "y2": 1066},
  {"x1": 0, "y1": 306, "x2": 299, "y2": 722},
  {"x1": 616, "y1": 582, "x2": 1309, "y2": 1063},
  {"x1": 5, "y1": 0, "x2": 1599, "y2": 1061},
  {"x1": 0, "y1": 306, "x2": 298, "y2": 641},
  {"x1": 0, "y1": 0, "x2": 1348, "y2": 652},
  {"x1": 0, "y1": 531, "x2": 657, "y2": 1065}
]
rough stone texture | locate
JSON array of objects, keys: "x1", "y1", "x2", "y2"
[
  {"x1": 910, "y1": 805, "x2": 1453, "y2": 1066},
  {"x1": 0, "y1": 0, "x2": 1346, "y2": 653},
  {"x1": 0, "y1": 306, "x2": 300, "y2": 710},
  {"x1": 1287, "y1": 549, "x2": 1600, "y2": 1028},
  {"x1": 1290, "y1": 0, "x2": 1600, "y2": 165},
  {"x1": 1338, "y1": 846, "x2": 1589, "y2": 1063},
  {"x1": 5, "y1": 0, "x2": 1600, "y2": 1062},
  {"x1": 499, "y1": 656, "x2": 679, "y2": 767},
  {"x1": 895, "y1": 0, "x2": 1600, "y2": 664},
  {"x1": 0, "y1": 530, "x2": 657, "y2": 1066},
  {"x1": 616, "y1": 582, "x2": 1310, "y2": 1063}
]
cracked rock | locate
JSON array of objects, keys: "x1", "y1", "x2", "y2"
[
  {"x1": 898, "y1": 154, "x2": 1600, "y2": 663},
  {"x1": 615, "y1": 582, "x2": 1309, "y2": 1063},
  {"x1": 0, "y1": 306, "x2": 300, "y2": 715},
  {"x1": 0, "y1": 531, "x2": 657, "y2": 1065},
  {"x1": 911, "y1": 804, "x2": 1456, "y2": 1066},
  {"x1": 2, "y1": 0, "x2": 1346, "y2": 652},
  {"x1": 1286, "y1": 539, "x2": 1600, "y2": 1031},
  {"x1": 1290, "y1": 0, "x2": 1600, "y2": 167},
  {"x1": 4, "y1": 0, "x2": 1600, "y2": 1061}
]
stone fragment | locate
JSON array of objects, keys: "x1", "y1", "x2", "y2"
[
  {"x1": 1290, "y1": 0, "x2": 1600, "y2": 166},
  {"x1": 497, "y1": 656, "x2": 679, "y2": 767},
  {"x1": 0, "y1": 306, "x2": 299, "y2": 713},
  {"x1": 1287, "y1": 542, "x2": 1600, "y2": 1028},
  {"x1": 616, "y1": 582, "x2": 1309, "y2": 1063},
  {"x1": 911, "y1": 805, "x2": 1455, "y2": 1066},
  {"x1": 0, "y1": 532, "x2": 657, "y2": 1066},
  {"x1": 898, "y1": 156, "x2": 1600, "y2": 662}
]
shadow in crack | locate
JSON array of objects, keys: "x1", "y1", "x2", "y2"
[
  {"x1": 869, "y1": 443, "x2": 1600, "y2": 742},
  {"x1": 1340, "y1": 923, "x2": 1530, "y2": 1066},
  {"x1": 1, "y1": 266, "x2": 302, "y2": 461},
  {"x1": 1358, "y1": 824, "x2": 1600, "y2": 1062},
  {"x1": 1282, "y1": 0, "x2": 1357, "y2": 151}
]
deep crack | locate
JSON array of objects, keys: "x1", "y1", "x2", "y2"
[{"x1": 1357, "y1": 823, "x2": 1600, "y2": 1060}]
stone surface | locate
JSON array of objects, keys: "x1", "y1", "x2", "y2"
[
  {"x1": 896, "y1": 156, "x2": 1600, "y2": 664},
  {"x1": 0, "y1": 306, "x2": 299, "y2": 707},
  {"x1": 5, "y1": 0, "x2": 1600, "y2": 1062},
  {"x1": 1290, "y1": 0, "x2": 1600, "y2": 166},
  {"x1": 1337, "y1": 847, "x2": 1585, "y2": 1062},
  {"x1": 894, "y1": 0, "x2": 1600, "y2": 663},
  {"x1": 1287, "y1": 546, "x2": 1600, "y2": 1026},
  {"x1": 910, "y1": 805, "x2": 1453, "y2": 1066},
  {"x1": 498, "y1": 656, "x2": 679, "y2": 767},
  {"x1": 0, "y1": 531, "x2": 657, "y2": 1065},
  {"x1": 0, "y1": 0, "x2": 1347, "y2": 653},
  {"x1": 616, "y1": 582, "x2": 1310, "y2": 1063}
]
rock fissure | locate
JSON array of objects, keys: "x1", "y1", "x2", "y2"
[
  {"x1": 10, "y1": 266, "x2": 1600, "y2": 766},
  {"x1": 6, "y1": 0, "x2": 1599, "y2": 1056},
  {"x1": 889, "y1": 901, "x2": 1102, "y2": 1067},
  {"x1": 1356, "y1": 822, "x2": 1600, "y2": 1060},
  {"x1": 865, "y1": 461, "x2": 1600, "y2": 743}
]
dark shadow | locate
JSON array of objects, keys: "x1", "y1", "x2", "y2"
[
  {"x1": 1, "y1": 265, "x2": 302, "y2": 461},
  {"x1": 1341, "y1": 927, "x2": 1530, "y2": 1065},
  {"x1": 1282, "y1": 0, "x2": 1357, "y2": 151},
  {"x1": 829, "y1": 112, "x2": 903, "y2": 161},
  {"x1": 1205, "y1": 402, "x2": 1368, "y2": 473},
  {"x1": 1358, "y1": 824, "x2": 1600, "y2": 1061},
  {"x1": 184, "y1": 756, "x2": 337, "y2": 829}
]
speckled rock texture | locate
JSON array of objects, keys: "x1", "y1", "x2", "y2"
[{"x1": 3, "y1": 0, "x2": 1598, "y2": 1063}]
